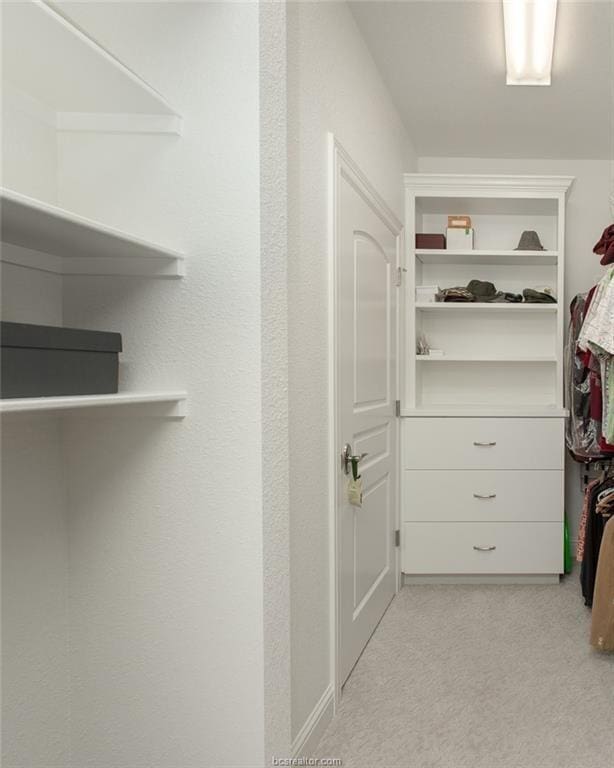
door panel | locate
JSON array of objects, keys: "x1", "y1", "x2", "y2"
[
  {"x1": 335, "y1": 155, "x2": 401, "y2": 687},
  {"x1": 355, "y1": 474, "x2": 390, "y2": 607},
  {"x1": 354, "y1": 233, "x2": 390, "y2": 407}
]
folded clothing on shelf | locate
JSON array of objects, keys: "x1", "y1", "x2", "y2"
[
  {"x1": 436, "y1": 286, "x2": 475, "y2": 302},
  {"x1": 435, "y1": 279, "x2": 556, "y2": 304},
  {"x1": 436, "y1": 279, "x2": 522, "y2": 303},
  {"x1": 523, "y1": 287, "x2": 557, "y2": 303}
]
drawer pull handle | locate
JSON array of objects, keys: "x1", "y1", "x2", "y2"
[
  {"x1": 473, "y1": 545, "x2": 496, "y2": 552},
  {"x1": 473, "y1": 493, "x2": 496, "y2": 499},
  {"x1": 473, "y1": 441, "x2": 496, "y2": 447}
]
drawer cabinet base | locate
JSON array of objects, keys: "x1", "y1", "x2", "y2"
[
  {"x1": 402, "y1": 522, "x2": 563, "y2": 576},
  {"x1": 403, "y1": 574, "x2": 560, "y2": 585}
]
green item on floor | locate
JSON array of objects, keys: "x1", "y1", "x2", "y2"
[{"x1": 564, "y1": 518, "x2": 572, "y2": 574}]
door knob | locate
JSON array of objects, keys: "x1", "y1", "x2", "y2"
[{"x1": 341, "y1": 443, "x2": 368, "y2": 475}]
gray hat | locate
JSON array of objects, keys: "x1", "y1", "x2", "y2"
[
  {"x1": 466, "y1": 279, "x2": 498, "y2": 300},
  {"x1": 515, "y1": 230, "x2": 545, "y2": 251}
]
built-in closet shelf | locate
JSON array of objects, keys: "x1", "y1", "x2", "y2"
[
  {"x1": 415, "y1": 302, "x2": 557, "y2": 312},
  {"x1": 401, "y1": 406, "x2": 568, "y2": 418},
  {"x1": 415, "y1": 355, "x2": 557, "y2": 363},
  {"x1": 414, "y1": 249, "x2": 558, "y2": 266},
  {"x1": 0, "y1": 188, "x2": 185, "y2": 278},
  {"x1": 0, "y1": 391, "x2": 187, "y2": 417},
  {"x1": 3, "y1": 0, "x2": 182, "y2": 134}
]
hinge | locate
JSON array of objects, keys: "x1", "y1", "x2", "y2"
[
  {"x1": 395, "y1": 399, "x2": 401, "y2": 417},
  {"x1": 395, "y1": 266, "x2": 407, "y2": 287},
  {"x1": 394, "y1": 529, "x2": 401, "y2": 547}
]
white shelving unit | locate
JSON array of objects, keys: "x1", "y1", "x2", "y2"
[
  {"x1": 415, "y1": 355, "x2": 557, "y2": 362},
  {"x1": 1, "y1": 0, "x2": 186, "y2": 280},
  {"x1": 0, "y1": 391, "x2": 187, "y2": 417},
  {"x1": 1, "y1": 188, "x2": 185, "y2": 278},
  {"x1": 405, "y1": 175, "x2": 573, "y2": 412},
  {"x1": 2, "y1": 0, "x2": 182, "y2": 134},
  {"x1": 401, "y1": 405, "x2": 568, "y2": 418},
  {"x1": 415, "y1": 302, "x2": 556, "y2": 312},
  {"x1": 1, "y1": 0, "x2": 187, "y2": 410},
  {"x1": 401, "y1": 174, "x2": 573, "y2": 582},
  {"x1": 415, "y1": 249, "x2": 558, "y2": 266}
]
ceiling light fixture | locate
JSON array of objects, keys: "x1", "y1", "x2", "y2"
[{"x1": 503, "y1": 0, "x2": 558, "y2": 86}]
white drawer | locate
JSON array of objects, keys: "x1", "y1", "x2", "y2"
[
  {"x1": 402, "y1": 418, "x2": 564, "y2": 470},
  {"x1": 402, "y1": 522, "x2": 563, "y2": 574},
  {"x1": 403, "y1": 470, "x2": 563, "y2": 523}
]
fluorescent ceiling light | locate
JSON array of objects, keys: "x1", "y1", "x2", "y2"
[{"x1": 503, "y1": 0, "x2": 558, "y2": 86}]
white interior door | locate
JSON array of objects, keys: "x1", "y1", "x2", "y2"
[{"x1": 332, "y1": 140, "x2": 401, "y2": 687}]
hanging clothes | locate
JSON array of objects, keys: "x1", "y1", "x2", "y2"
[
  {"x1": 566, "y1": 279, "x2": 614, "y2": 459},
  {"x1": 578, "y1": 267, "x2": 614, "y2": 355},
  {"x1": 590, "y1": 516, "x2": 614, "y2": 651},
  {"x1": 566, "y1": 292, "x2": 602, "y2": 458},
  {"x1": 577, "y1": 268, "x2": 614, "y2": 447},
  {"x1": 580, "y1": 476, "x2": 614, "y2": 607},
  {"x1": 577, "y1": 477, "x2": 601, "y2": 562}
]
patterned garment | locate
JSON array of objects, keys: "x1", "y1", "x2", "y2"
[
  {"x1": 606, "y1": 357, "x2": 614, "y2": 445},
  {"x1": 578, "y1": 267, "x2": 614, "y2": 356},
  {"x1": 577, "y1": 478, "x2": 601, "y2": 562},
  {"x1": 574, "y1": 272, "x2": 614, "y2": 451},
  {"x1": 565, "y1": 291, "x2": 609, "y2": 458}
]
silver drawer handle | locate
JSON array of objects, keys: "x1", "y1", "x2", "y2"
[
  {"x1": 473, "y1": 441, "x2": 496, "y2": 447},
  {"x1": 473, "y1": 545, "x2": 496, "y2": 552},
  {"x1": 473, "y1": 493, "x2": 497, "y2": 499}
]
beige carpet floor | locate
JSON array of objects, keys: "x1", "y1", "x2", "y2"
[{"x1": 316, "y1": 575, "x2": 614, "y2": 768}]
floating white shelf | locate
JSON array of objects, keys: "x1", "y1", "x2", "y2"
[
  {"x1": 414, "y1": 249, "x2": 558, "y2": 266},
  {"x1": 415, "y1": 302, "x2": 557, "y2": 311},
  {"x1": 1, "y1": 188, "x2": 185, "y2": 278},
  {"x1": 2, "y1": 0, "x2": 182, "y2": 134},
  {"x1": 401, "y1": 405, "x2": 568, "y2": 418},
  {"x1": 0, "y1": 391, "x2": 187, "y2": 417},
  {"x1": 415, "y1": 355, "x2": 557, "y2": 363}
]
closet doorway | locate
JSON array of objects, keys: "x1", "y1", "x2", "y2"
[{"x1": 329, "y1": 136, "x2": 402, "y2": 691}]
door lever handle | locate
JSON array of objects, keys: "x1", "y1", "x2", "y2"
[{"x1": 341, "y1": 444, "x2": 368, "y2": 475}]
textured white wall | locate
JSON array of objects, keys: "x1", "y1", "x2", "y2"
[
  {"x1": 418, "y1": 156, "x2": 611, "y2": 540},
  {"x1": 1, "y1": 418, "x2": 71, "y2": 768},
  {"x1": 3, "y1": 2, "x2": 269, "y2": 766},
  {"x1": 1, "y1": 82, "x2": 68, "y2": 766},
  {"x1": 1, "y1": 85, "x2": 58, "y2": 202},
  {"x1": 259, "y1": 1, "x2": 292, "y2": 760},
  {"x1": 59, "y1": 3, "x2": 264, "y2": 765},
  {"x1": 286, "y1": 0, "x2": 416, "y2": 741}
]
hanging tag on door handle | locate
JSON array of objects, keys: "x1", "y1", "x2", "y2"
[
  {"x1": 348, "y1": 455, "x2": 363, "y2": 507},
  {"x1": 347, "y1": 477, "x2": 363, "y2": 507}
]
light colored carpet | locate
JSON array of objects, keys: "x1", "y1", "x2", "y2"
[{"x1": 316, "y1": 576, "x2": 614, "y2": 768}]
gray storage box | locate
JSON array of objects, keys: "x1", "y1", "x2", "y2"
[{"x1": 1, "y1": 321, "x2": 122, "y2": 398}]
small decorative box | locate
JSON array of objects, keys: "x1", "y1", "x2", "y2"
[
  {"x1": 416, "y1": 233, "x2": 446, "y2": 249},
  {"x1": 446, "y1": 227, "x2": 474, "y2": 250},
  {"x1": 447, "y1": 215, "x2": 472, "y2": 229}
]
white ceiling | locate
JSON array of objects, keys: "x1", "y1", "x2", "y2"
[{"x1": 350, "y1": 0, "x2": 613, "y2": 160}]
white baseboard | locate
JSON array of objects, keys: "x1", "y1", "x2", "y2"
[
  {"x1": 291, "y1": 683, "x2": 334, "y2": 759},
  {"x1": 403, "y1": 574, "x2": 560, "y2": 585}
]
